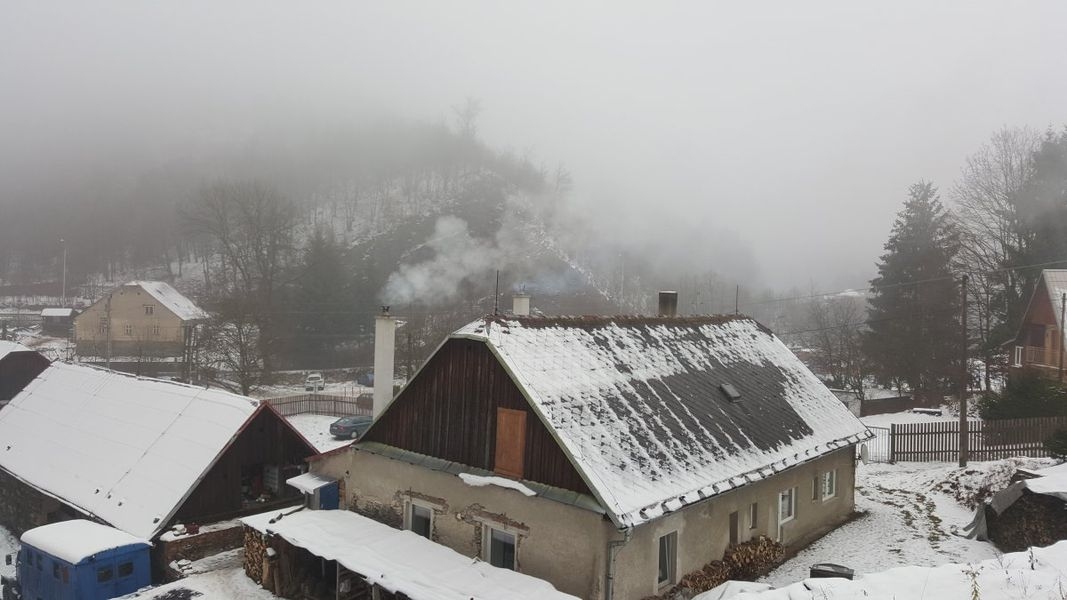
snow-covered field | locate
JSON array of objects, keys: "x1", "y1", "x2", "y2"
[
  {"x1": 254, "y1": 381, "x2": 370, "y2": 399},
  {"x1": 286, "y1": 413, "x2": 352, "y2": 452},
  {"x1": 745, "y1": 541, "x2": 1067, "y2": 600}
]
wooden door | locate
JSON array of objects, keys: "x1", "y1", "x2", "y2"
[{"x1": 494, "y1": 408, "x2": 526, "y2": 478}]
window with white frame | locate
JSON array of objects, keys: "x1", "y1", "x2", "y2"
[
  {"x1": 657, "y1": 531, "x2": 677, "y2": 588},
  {"x1": 485, "y1": 527, "x2": 516, "y2": 570},
  {"x1": 822, "y1": 469, "x2": 837, "y2": 499},
  {"x1": 407, "y1": 503, "x2": 433, "y2": 539},
  {"x1": 123, "y1": 323, "x2": 133, "y2": 336},
  {"x1": 152, "y1": 324, "x2": 161, "y2": 336},
  {"x1": 779, "y1": 487, "x2": 796, "y2": 523}
]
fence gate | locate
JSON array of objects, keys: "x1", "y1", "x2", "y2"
[{"x1": 860, "y1": 426, "x2": 892, "y2": 463}]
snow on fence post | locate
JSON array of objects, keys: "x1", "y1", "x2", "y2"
[{"x1": 889, "y1": 423, "x2": 897, "y2": 463}]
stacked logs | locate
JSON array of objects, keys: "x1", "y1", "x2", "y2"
[
  {"x1": 722, "y1": 535, "x2": 784, "y2": 580},
  {"x1": 644, "y1": 536, "x2": 785, "y2": 600},
  {"x1": 243, "y1": 526, "x2": 267, "y2": 582}
]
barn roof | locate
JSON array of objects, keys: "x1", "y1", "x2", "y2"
[
  {"x1": 449, "y1": 314, "x2": 871, "y2": 528},
  {"x1": 129, "y1": 281, "x2": 210, "y2": 321},
  {"x1": 0, "y1": 362, "x2": 277, "y2": 539},
  {"x1": 41, "y1": 308, "x2": 75, "y2": 318}
]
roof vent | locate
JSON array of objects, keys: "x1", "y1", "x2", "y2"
[{"x1": 720, "y1": 383, "x2": 741, "y2": 402}]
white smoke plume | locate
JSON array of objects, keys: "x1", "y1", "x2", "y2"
[{"x1": 380, "y1": 216, "x2": 501, "y2": 306}]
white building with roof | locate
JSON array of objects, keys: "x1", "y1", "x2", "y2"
[
  {"x1": 73, "y1": 281, "x2": 209, "y2": 362},
  {"x1": 310, "y1": 297, "x2": 871, "y2": 600}
]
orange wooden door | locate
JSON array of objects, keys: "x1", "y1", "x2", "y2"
[{"x1": 494, "y1": 408, "x2": 526, "y2": 478}]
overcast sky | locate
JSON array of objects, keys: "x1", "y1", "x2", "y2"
[{"x1": 3, "y1": 2, "x2": 1066, "y2": 290}]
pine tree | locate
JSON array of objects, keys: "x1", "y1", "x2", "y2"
[
  {"x1": 290, "y1": 228, "x2": 356, "y2": 367},
  {"x1": 863, "y1": 182, "x2": 961, "y2": 397}
]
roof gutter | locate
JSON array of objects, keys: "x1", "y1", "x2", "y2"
[{"x1": 604, "y1": 526, "x2": 632, "y2": 600}]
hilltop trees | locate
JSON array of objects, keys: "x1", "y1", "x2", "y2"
[{"x1": 863, "y1": 182, "x2": 961, "y2": 397}]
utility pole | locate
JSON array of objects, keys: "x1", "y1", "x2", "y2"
[
  {"x1": 60, "y1": 238, "x2": 67, "y2": 306},
  {"x1": 1060, "y1": 292, "x2": 1066, "y2": 383},
  {"x1": 105, "y1": 293, "x2": 112, "y2": 371},
  {"x1": 734, "y1": 285, "x2": 739, "y2": 315},
  {"x1": 493, "y1": 270, "x2": 500, "y2": 315},
  {"x1": 959, "y1": 274, "x2": 969, "y2": 468}
]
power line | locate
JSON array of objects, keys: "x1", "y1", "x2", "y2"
[{"x1": 740, "y1": 257, "x2": 1067, "y2": 310}]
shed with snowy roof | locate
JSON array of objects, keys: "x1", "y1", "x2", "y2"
[
  {"x1": 73, "y1": 281, "x2": 209, "y2": 361},
  {"x1": 310, "y1": 304, "x2": 871, "y2": 600},
  {"x1": 0, "y1": 362, "x2": 317, "y2": 544}
]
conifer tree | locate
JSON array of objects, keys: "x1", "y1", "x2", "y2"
[{"x1": 863, "y1": 182, "x2": 961, "y2": 397}]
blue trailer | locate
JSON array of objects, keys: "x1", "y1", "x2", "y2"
[{"x1": 2, "y1": 520, "x2": 151, "y2": 600}]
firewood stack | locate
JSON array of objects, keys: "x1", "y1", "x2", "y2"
[
  {"x1": 243, "y1": 526, "x2": 267, "y2": 582},
  {"x1": 723, "y1": 535, "x2": 784, "y2": 580},
  {"x1": 643, "y1": 536, "x2": 786, "y2": 600}
]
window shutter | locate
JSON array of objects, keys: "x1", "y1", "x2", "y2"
[{"x1": 494, "y1": 408, "x2": 526, "y2": 478}]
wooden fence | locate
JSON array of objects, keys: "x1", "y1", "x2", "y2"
[
  {"x1": 264, "y1": 394, "x2": 372, "y2": 418},
  {"x1": 889, "y1": 416, "x2": 1067, "y2": 462}
]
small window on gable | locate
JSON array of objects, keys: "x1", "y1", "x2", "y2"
[
  {"x1": 144, "y1": 305, "x2": 154, "y2": 316},
  {"x1": 749, "y1": 502, "x2": 758, "y2": 529},
  {"x1": 124, "y1": 323, "x2": 133, "y2": 336},
  {"x1": 152, "y1": 324, "x2": 161, "y2": 336}
]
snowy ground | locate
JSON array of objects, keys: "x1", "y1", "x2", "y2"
[
  {"x1": 0, "y1": 524, "x2": 15, "y2": 580},
  {"x1": 120, "y1": 567, "x2": 275, "y2": 599},
  {"x1": 286, "y1": 413, "x2": 352, "y2": 452},
  {"x1": 859, "y1": 406, "x2": 963, "y2": 428},
  {"x1": 761, "y1": 461, "x2": 1003, "y2": 586}
]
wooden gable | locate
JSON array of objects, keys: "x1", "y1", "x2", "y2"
[{"x1": 363, "y1": 338, "x2": 592, "y2": 495}]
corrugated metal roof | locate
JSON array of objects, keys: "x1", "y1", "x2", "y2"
[{"x1": 452, "y1": 315, "x2": 871, "y2": 528}]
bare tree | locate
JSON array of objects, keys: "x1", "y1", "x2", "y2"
[
  {"x1": 802, "y1": 295, "x2": 869, "y2": 398},
  {"x1": 452, "y1": 97, "x2": 483, "y2": 140},
  {"x1": 953, "y1": 127, "x2": 1041, "y2": 386},
  {"x1": 197, "y1": 313, "x2": 266, "y2": 396}
]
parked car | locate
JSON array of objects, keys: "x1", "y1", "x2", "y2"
[
  {"x1": 329, "y1": 415, "x2": 373, "y2": 439},
  {"x1": 305, "y1": 373, "x2": 325, "y2": 392}
]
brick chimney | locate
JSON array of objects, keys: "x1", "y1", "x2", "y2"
[{"x1": 373, "y1": 307, "x2": 396, "y2": 419}]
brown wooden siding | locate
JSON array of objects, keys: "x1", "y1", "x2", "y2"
[
  {"x1": 173, "y1": 407, "x2": 317, "y2": 523},
  {"x1": 364, "y1": 339, "x2": 592, "y2": 495}
]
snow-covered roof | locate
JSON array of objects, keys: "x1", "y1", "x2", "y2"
[
  {"x1": 128, "y1": 281, "x2": 210, "y2": 321},
  {"x1": 0, "y1": 340, "x2": 33, "y2": 360},
  {"x1": 0, "y1": 362, "x2": 263, "y2": 539},
  {"x1": 286, "y1": 472, "x2": 337, "y2": 494},
  {"x1": 20, "y1": 520, "x2": 148, "y2": 565},
  {"x1": 41, "y1": 308, "x2": 74, "y2": 318},
  {"x1": 448, "y1": 315, "x2": 871, "y2": 528},
  {"x1": 241, "y1": 509, "x2": 579, "y2": 600}
]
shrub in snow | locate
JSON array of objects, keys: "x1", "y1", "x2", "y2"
[
  {"x1": 1044, "y1": 428, "x2": 1067, "y2": 460},
  {"x1": 977, "y1": 369, "x2": 1067, "y2": 420}
]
